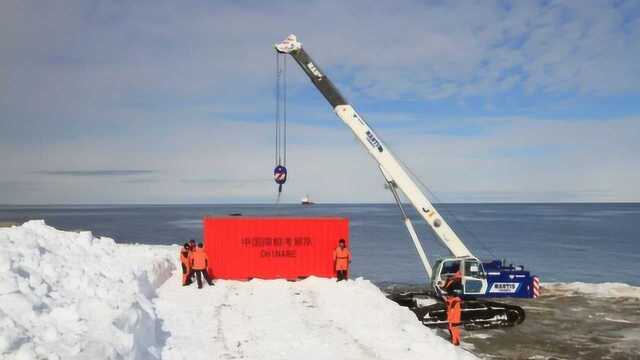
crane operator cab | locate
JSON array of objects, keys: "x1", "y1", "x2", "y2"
[{"x1": 432, "y1": 257, "x2": 488, "y2": 297}]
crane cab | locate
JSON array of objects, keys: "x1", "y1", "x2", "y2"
[{"x1": 431, "y1": 257, "x2": 488, "y2": 297}]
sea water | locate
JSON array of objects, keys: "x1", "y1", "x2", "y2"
[
  {"x1": 0, "y1": 203, "x2": 638, "y2": 286},
  {"x1": 1, "y1": 203, "x2": 638, "y2": 359}
]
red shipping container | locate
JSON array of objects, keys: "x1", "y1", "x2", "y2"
[{"x1": 203, "y1": 217, "x2": 349, "y2": 280}]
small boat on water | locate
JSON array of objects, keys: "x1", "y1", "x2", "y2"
[{"x1": 301, "y1": 194, "x2": 315, "y2": 205}]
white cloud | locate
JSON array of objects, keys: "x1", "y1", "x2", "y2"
[
  {"x1": 1, "y1": 115, "x2": 638, "y2": 203},
  {"x1": 0, "y1": 0, "x2": 639, "y2": 203},
  {"x1": 2, "y1": 0, "x2": 639, "y2": 110}
]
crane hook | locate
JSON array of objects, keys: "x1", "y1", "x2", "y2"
[{"x1": 274, "y1": 165, "x2": 287, "y2": 193}]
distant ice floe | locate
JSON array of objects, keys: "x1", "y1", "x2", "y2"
[
  {"x1": 604, "y1": 317, "x2": 633, "y2": 324},
  {"x1": 167, "y1": 219, "x2": 202, "y2": 230},
  {"x1": 543, "y1": 281, "x2": 640, "y2": 298}
]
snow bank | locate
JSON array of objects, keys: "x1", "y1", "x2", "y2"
[
  {"x1": 299, "y1": 277, "x2": 476, "y2": 359},
  {"x1": 543, "y1": 282, "x2": 640, "y2": 298},
  {"x1": 156, "y1": 275, "x2": 477, "y2": 360},
  {"x1": 0, "y1": 221, "x2": 175, "y2": 359}
]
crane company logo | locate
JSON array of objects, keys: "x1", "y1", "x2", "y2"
[
  {"x1": 489, "y1": 282, "x2": 519, "y2": 293},
  {"x1": 306, "y1": 62, "x2": 323, "y2": 79},
  {"x1": 366, "y1": 131, "x2": 384, "y2": 153}
]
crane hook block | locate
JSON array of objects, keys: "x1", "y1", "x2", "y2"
[{"x1": 274, "y1": 165, "x2": 287, "y2": 185}]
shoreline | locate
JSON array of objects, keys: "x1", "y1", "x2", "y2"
[{"x1": 382, "y1": 282, "x2": 640, "y2": 359}]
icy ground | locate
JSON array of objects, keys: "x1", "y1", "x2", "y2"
[
  {"x1": 0, "y1": 221, "x2": 476, "y2": 360},
  {"x1": 155, "y1": 276, "x2": 476, "y2": 360}
]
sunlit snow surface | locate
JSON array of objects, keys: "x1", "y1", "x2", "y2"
[
  {"x1": 1, "y1": 221, "x2": 476, "y2": 360},
  {"x1": 156, "y1": 277, "x2": 476, "y2": 360}
]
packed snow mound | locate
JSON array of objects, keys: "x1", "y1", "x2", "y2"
[
  {"x1": 0, "y1": 220, "x2": 175, "y2": 359},
  {"x1": 544, "y1": 282, "x2": 640, "y2": 298},
  {"x1": 156, "y1": 275, "x2": 477, "y2": 360}
]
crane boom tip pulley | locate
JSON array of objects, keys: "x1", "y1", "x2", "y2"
[{"x1": 275, "y1": 34, "x2": 302, "y2": 54}]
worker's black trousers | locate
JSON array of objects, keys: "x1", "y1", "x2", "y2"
[
  {"x1": 192, "y1": 269, "x2": 213, "y2": 288},
  {"x1": 336, "y1": 270, "x2": 348, "y2": 282}
]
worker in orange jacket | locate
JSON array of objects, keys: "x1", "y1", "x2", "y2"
[
  {"x1": 333, "y1": 239, "x2": 352, "y2": 282},
  {"x1": 444, "y1": 270, "x2": 463, "y2": 293},
  {"x1": 190, "y1": 242, "x2": 214, "y2": 289},
  {"x1": 187, "y1": 239, "x2": 197, "y2": 283},
  {"x1": 443, "y1": 270, "x2": 463, "y2": 346},
  {"x1": 179, "y1": 243, "x2": 191, "y2": 286}
]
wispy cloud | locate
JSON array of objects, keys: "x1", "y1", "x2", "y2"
[
  {"x1": 0, "y1": 181, "x2": 42, "y2": 191},
  {"x1": 180, "y1": 178, "x2": 270, "y2": 184},
  {"x1": 0, "y1": 1, "x2": 638, "y2": 204},
  {"x1": 2, "y1": 0, "x2": 639, "y2": 120},
  {"x1": 36, "y1": 170, "x2": 156, "y2": 177},
  {"x1": 121, "y1": 178, "x2": 162, "y2": 184}
]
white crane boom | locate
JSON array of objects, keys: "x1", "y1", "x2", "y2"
[{"x1": 276, "y1": 34, "x2": 473, "y2": 259}]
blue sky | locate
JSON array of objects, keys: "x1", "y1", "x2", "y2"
[{"x1": 1, "y1": 0, "x2": 639, "y2": 204}]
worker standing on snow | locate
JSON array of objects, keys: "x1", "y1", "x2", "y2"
[
  {"x1": 180, "y1": 243, "x2": 191, "y2": 286},
  {"x1": 333, "y1": 239, "x2": 352, "y2": 282},
  {"x1": 443, "y1": 270, "x2": 463, "y2": 346},
  {"x1": 188, "y1": 239, "x2": 197, "y2": 282},
  {"x1": 190, "y1": 242, "x2": 214, "y2": 288}
]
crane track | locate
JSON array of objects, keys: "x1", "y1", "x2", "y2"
[{"x1": 388, "y1": 293, "x2": 526, "y2": 331}]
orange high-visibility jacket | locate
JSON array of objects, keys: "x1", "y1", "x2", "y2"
[
  {"x1": 188, "y1": 248, "x2": 195, "y2": 265},
  {"x1": 191, "y1": 248, "x2": 209, "y2": 270},
  {"x1": 444, "y1": 270, "x2": 462, "y2": 290},
  {"x1": 333, "y1": 247, "x2": 351, "y2": 271},
  {"x1": 180, "y1": 250, "x2": 190, "y2": 267}
]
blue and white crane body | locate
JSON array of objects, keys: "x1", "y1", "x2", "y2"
[{"x1": 276, "y1": 34, "x2": 539, "y2": 329}]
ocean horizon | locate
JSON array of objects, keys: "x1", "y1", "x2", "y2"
[{"x1": 2, "y1": 202, "x2": 638, "y2": 286}]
